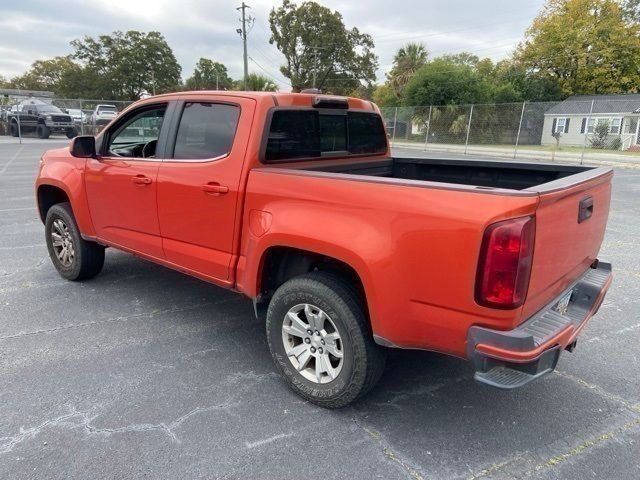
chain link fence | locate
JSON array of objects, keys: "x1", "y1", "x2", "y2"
[
  {"x1": 381, "y1": 99, "x2": 640, "y2": 164},
  {"x1": 2, "y1": 96, "x2": 640, "y2": 165}
]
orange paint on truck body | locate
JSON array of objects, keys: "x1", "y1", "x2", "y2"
[{"x1": 35, "y1": 91, "x2": 613, "y2": 362}]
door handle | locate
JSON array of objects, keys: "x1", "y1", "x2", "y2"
[
  {"x1": 202, "y1": 183, "x2": 229, "y2": 195},
  {"x1": 132, "y1": 175, "x2": 152, "y2": 185}
]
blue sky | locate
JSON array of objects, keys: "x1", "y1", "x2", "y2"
[{"x1": 0, "y1": 0, "x2": 546, "y2": 89}]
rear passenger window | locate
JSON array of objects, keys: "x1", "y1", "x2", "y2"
[
  {"x1": 173, "y1": 103, "x2": 240, "y2": 160},
  {"x1": 264, "y1": 109, "x2": 387, "y2": 162},
  {"x1": 348, "y1": 112, "x2": 387, "y2": 154},
  {"x1": 264, "y1": 110, "x2": 320, "y2": 161}
]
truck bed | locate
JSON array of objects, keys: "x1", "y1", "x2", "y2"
[
  {"x1": 304, "y1": 156, "x2": 593, "y2": 191},
  {"x1": 251, "y1": 154, "x2": 612, "y2": 354}
]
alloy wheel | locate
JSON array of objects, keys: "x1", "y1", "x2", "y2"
[
  {"x1": 281, "y1": 303, "x2": 344, "y2": 384},
  {"x1": 51, "y1": 219, "x2": 75, "y2": 267}
]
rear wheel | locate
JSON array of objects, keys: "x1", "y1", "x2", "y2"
[
  {"x1": 45, "y1": 203, "x2": 105, "y2": 281},
  {"x1": 10, "y1": 121, "x2": 19, "y2": 137},
  {"x1": 37, "y1": 124, "x2": 50, "y2": 139},
  {"x1": 266, "y1": 271, "x2": 386, "y2": 408}
]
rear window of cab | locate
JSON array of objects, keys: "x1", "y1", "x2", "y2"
[{"x1": 264, "y1": 110, "x2": 387, "y2": 162}]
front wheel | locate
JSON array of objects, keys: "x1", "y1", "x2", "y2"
[
  {"x1": 266, "y1": 271, "x2": 386, "y2": 408},
  {"x1": 10, "y1": 121, "x2": 19, "y2": 137},
  {"x1": 66, "y1": 127, "x2": 78, "y2": 139},
  {"x1": 37, "y1": 124, "x2": 50, "y2": 139},
  {"x1": 45, "y1": 203, "x2": 105, "y2": 281}
]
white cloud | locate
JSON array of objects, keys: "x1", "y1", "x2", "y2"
[{"x1": 0, "y1": 0, "x2": 545, "y2": 89}]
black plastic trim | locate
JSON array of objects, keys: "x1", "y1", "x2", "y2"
[{"x1": 467, "y1": 261, "x2": 612, "y2": 389}]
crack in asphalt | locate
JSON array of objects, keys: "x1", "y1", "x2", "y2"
[
  {"x1": 524, "y1": 417, "x2": 640, "y2": 477},
  {"x1": 0, "y1": 403, "x2": 239, "y2": 455},
  {"x1": 0, "y1": 299, "x2": 235, "y2": 342},
  {"x1": 553, "y1": 369, "x2": 640, "y2": 413},
  {"x1": 351, "y1": 415, "x2": 427, "y2": 480}
]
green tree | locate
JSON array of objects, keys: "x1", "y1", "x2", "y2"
[
  {"x1": 388, "y1": 43, "x2": 428, "y2": 97},
  {"x1": 517, "y1": 0, "x2": 640, "y2": 96},
  {"x1": 348, "y1": 83, "x2": 376, "y2": 100},
  {"x1": 372, "y1": 84, "x2": 399, "y2": 107},
  {"x1": 489, "y1": 59, "x2": 563, "y2": 102},
  {"x1": 234, "y1": 73, "x2": 278, "y2": 92},
  {"x1": 621, "y1": 0, "x2": 640, "y2": 22},
  {"x1": 71, "y1": 31, "x2": 182, "y2": 100},
  {"x1": 439, "y1": 52, "x2": 481, "y2": 67},
  {"x1": 590, "y1": 119, "x2": 610, "y2": 148},
  {"x1": 269, "y1": 0, "x2": 377, "y2": 94},
  {"x1": 8, "y1": 56, "x2": 93, "y2": 98},
  {"x1": 402, "y1": 58, "x2": 491, "y2": 106},
  {"x1": 185, "y1": 58, "x2": 233, "y2": 90}
]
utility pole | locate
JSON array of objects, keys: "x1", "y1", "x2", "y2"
[
  {"x1": 309, "y1": 46, "x2": 322, "y2": 89},
  {"x1": 237, "y1": 2, "x2": 251, "y2": 90},
  {"x1": 150, "y1": 70, "x2": 156, "y2": 96},
  {"x1": 312, "y1": 48, "x2": 318, "y2": 89}
]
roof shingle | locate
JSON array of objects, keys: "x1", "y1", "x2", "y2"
[{"x1": 545, "y1": 94, "x2": 640, "y2": 115}]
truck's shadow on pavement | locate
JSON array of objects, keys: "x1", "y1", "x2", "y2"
[{"x1": 85, "y1": 252, "x2": 625, "y2": 478}]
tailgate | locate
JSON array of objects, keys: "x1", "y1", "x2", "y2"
[{"x1": 521, "y1": 168, "x2": 613, "y2": 320}]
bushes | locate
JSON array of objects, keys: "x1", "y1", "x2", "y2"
[
  {"x1": 608, "y1": 136, "x2": 623, "y2": 150},
  {"x1": 590, "y1": 120, "x2": 610, "y2": 149}
]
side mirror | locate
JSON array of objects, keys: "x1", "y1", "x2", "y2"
[{"x1": 70, "y1": 136, "x2": 96, "y2": 158}]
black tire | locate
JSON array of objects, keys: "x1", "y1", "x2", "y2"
[
  {"x1": 266, "y1": 271, "x2": 386, "y2": 408},
  {"x1": 66, "y1": 127, "x2": 78, "y2": 139},
  {"x1": 37, "y1": 124, "x2": 50, "y2": 139},
  {"x1": 45, "y1": 202, "x2": 105, "y2": 281},
  {"x1": 10, "y1": 121, "x2": 19, "y2": 137}
]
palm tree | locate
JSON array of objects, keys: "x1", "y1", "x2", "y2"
[
  {"x1": 235, "y1": 73, "x2": 278, "y2": 92},
  {"x1": 389, "y1": 43, "x2": 429, "y2": 96}
]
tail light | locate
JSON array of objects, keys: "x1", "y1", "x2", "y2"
[{"x1": 475, "y1": 216, "x2": 535, "y2": 309}]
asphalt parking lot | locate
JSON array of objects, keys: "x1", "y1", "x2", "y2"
[{"x1": 0, "y1": 139, "x2": 638, "y2": 480}]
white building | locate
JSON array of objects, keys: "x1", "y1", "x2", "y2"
[{"x1": 542, "y1": 94, "x2": 640, "y2": 150}]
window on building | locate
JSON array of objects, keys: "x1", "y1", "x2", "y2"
[
  {"x1": 610, "y1": 117, "x2": 622, "y2": 135},
  {"x1": 584, "y1": 117, "x2": 623, "y2": 135},
  {"x1": 555, "y1": 117, "x2": 568, "y2": 133}
]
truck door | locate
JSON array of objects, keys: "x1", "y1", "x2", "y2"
[
  {"x1": 156, "y1": 96, "x2": 255, "y2": 283},
  {"x1": 84, "y1": 101, "x2": 173, "y2": 258}
]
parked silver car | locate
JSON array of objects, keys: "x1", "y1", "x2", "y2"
[{"x1": 89, "y1": 104, "x2": 119, "y2": 126}]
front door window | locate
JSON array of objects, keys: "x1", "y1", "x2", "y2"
[{"x1": 106, "y1": 106, "x2": 166, "y2": 158}]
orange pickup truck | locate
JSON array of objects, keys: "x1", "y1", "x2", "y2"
[{"x1": 35, "y1": 91, "x2": 613, "y2": 407}]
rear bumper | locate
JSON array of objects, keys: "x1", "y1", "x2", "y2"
[{"x1": 467, "y1": 261, "x2": 612, "y2": 389}]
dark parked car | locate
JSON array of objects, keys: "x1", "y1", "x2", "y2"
[{"x1": 7, "y1": 100, "x2": 77, "y2": 139}]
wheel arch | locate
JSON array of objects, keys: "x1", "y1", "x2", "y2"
[
  {"x1": 249, "y1": 244, "x2": 378, "y2": 334},
  {"x1": 37, "y1": 184, "x2": 71, "y2": 223}
]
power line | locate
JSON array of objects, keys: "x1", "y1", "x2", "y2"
[{"x1": 248, "y1": 56, "x2": 292, "y2": 87}]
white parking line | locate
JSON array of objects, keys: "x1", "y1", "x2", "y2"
[
  {"x1": 0, "y1": 207, "x2": 36, "y2": 213},
  {"x1": 0, "y1": 145, "x2": 25, "y2": 176}
]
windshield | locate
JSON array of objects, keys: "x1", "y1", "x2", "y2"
[
  {"x1": 36, "y1": 105, "x2": 63, "y2": 114},
  {"x1": 98, "y1": 106, "x2": 117, "y2": 113}
]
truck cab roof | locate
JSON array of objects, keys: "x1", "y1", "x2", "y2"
[{"x1": 149, "y1": 91, "x2": 377, "y2": 111}]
